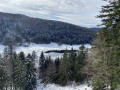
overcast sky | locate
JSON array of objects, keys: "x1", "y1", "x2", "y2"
[{"x1": 0, "y1": 0, "x2": 107, "y2": 27}]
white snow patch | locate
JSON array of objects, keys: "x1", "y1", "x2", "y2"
[
  {"x1": 35, "y1": 83, "x2": 92, "y2": 90},
  {"x1": 0, "y1": 44, "x2": 6, "y2": 54}
]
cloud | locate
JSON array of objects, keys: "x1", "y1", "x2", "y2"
[
  {"x1": 57, "y1": 14, "x2": 101, "y2": 27},
  {"x1": 0, "y1": 0, "x2": 106, "y2": 27}
]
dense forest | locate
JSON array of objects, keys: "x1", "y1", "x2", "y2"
[
  {"x1": 0, "y1": 45, "x2": 37, "y2": 90},
  {"x1": 0, "y1": 44, "x2": 91, "y2": 90},
  {"x1": 39, "y1": 46, "x2": 88, "y2": 86},
  {"x1": 0, "y1": 12, "x2": 96, "y2": 45}
]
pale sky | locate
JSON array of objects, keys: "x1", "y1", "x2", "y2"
[{"x1": 0, "y1": 0, "x2": 107, "y2": 27}]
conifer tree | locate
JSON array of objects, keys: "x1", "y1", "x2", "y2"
[
  {"x1": 3, "y1": 47, "x2": 8, "y2": 60},
  {"x1": 59, "y1": 49, "x2": 75, "y2": 85},
  {"x1": 0, "y1": 54, "x2": 8, "y2": 90},
  {"x1": 45, "y1": 59, "x2": 55, "y2": 83},
  {"x1": 11, "y1": 52, "x2": 18, "y2": 90},
  {"x1": 8, "y1": 44, "x2": 14, "y2": 59},
  {"x1": 67, "y1": 48, "x2": 76, "y2": 81},
  {"x1": 25, "y1": 54, "x2": 37, "y2": 90},
  {"x1": 39, "y1": 52, "x2": 46, "y2": 77},
  {"x1": 92, "y1": 0, "x2": 120, "y2": 90},
  {"x1": 52, "y1": 57, "x2": 60, "y2": 84},
  {"x1": 58, "y1": 49, "x2": 68, "y2": 85},
  {"x1": 75, "y1": 46, "x2": 85, "y2": 83},
  {"x1": 16, "y1": 52, "x2": 27, "y2": 90},
  {"x1": 32, "y1": 51, "x2": 37, "y2": 60}
]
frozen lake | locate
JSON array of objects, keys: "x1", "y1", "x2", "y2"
[
  {"x1": 0, "y1": 42, "x2": 91, "y2": 59},
  {"x1": 0, "y1": 42, "x2": 91, "y2": 68}
]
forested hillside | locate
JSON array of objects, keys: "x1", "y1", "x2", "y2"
[{"x1": 0, "y1": 12, "x2": 96, "y2": 45}]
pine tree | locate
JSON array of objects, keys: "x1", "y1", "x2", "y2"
[
  {"x1": 58, "y1": 49, "x2": 68, "y2": 85},
  {"x1": 58, "y1": 49, "x2": 75, "y2": 85},
  {"x1": 92, "y1": 0, "x2": 120, "y2": 90},
  {"x1": 32, "y1": 51, "x2": 37, "y2": 60},
  {"x1": 8, "y1": 44, "x2": 14, "y2": 59},
  {"x1": 0, "y1": 54, "x2": 8, "y2": 90},
  {"x1": 12, "y1": 52, "x2": 18, "y2": 90},
  {"x1": 75, "y1": 46, "x2": 86, "y2": 83},
  {"x1": 67, "y1": 48, "x2": 76, "y2": 81},
  {"x1": 45, "y1": 58, "x2": 55, "y2": 83},
  {"x1": 18, "y1": 52, "x2": 25, "y2": 62},
  {"x1": 16, "y1": 52, "x2": 27, "y2": 90},
  {"x1": 8, "y1": 44, "x2": 15, "y2": 90},
  {"x1": 52, "y1": 57, "x2": 60, "y2": 84},
  {"x1": 39, "y1": 52, "x2": 51, "y2": 83},
  {"x1": 3, "y1": 47, "x2": 8, "y2": 60},
  {"x1": 25, "y1": 54, "x2": 37, "y2": 90},
  {"x1": 39, "y1": 52, "x2": 46, "y2": 77}
]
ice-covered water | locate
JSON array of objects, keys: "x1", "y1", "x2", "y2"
[{"x1": 15, "y1": 43, "x2": 91, "y2": 57}]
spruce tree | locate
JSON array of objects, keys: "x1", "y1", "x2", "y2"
[
  {"x1": 3, "y1": 47, "x2": 8, "y2": 60},
  {"x1": 58, "y1": 49, "x2": 68, "y2": 85},
  {"x1": 67, "y1": 48, "x2": 76, "y2": 81},
  {"x1": 12, "y1": 52, "x2": 18, "y2": 90},
  {"x1": 45, "y1": 58, "x2": 55, "y2": 83},
  {"x1": 59, "y1": 49, "x2": 75, "y2": 85},
  {"x1": 39, "y1": 52, "x2": 46, "y2": 77},
  {"x1": 25, "y1": 54, "x2": 37, "y2": 90},
  {"x1": 52, "y1": 57, "x2": 60, "y2": 84},
  {"x1": 0, "y1": 54, "x2": 8, "y2": 90},
  {"x1": 17, "y1": 52, "x2": 27, "y2": 90},
  {"x1": 39, "y1": 52, "x2": 51, "y2": 83},
  {"x1": 8, "y1": 44, "x2": 14, "y2": 59},
  {"x1": 75, "y1": 46, "x2": 85, "y2": 83},
  {"x1": 32, "y1": 51, "x2": 37, "y2": 60},
  {"x1": 92, "y1": 0, "x2": 120, "y2": 90}
]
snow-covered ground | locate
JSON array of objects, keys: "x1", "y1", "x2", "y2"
[
  {"x1": 35, "y1": 82, "x2": 92, "y2": 90},
  {"x1": 0, "y1": 44, "x2": 6, "y2": 54}
]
